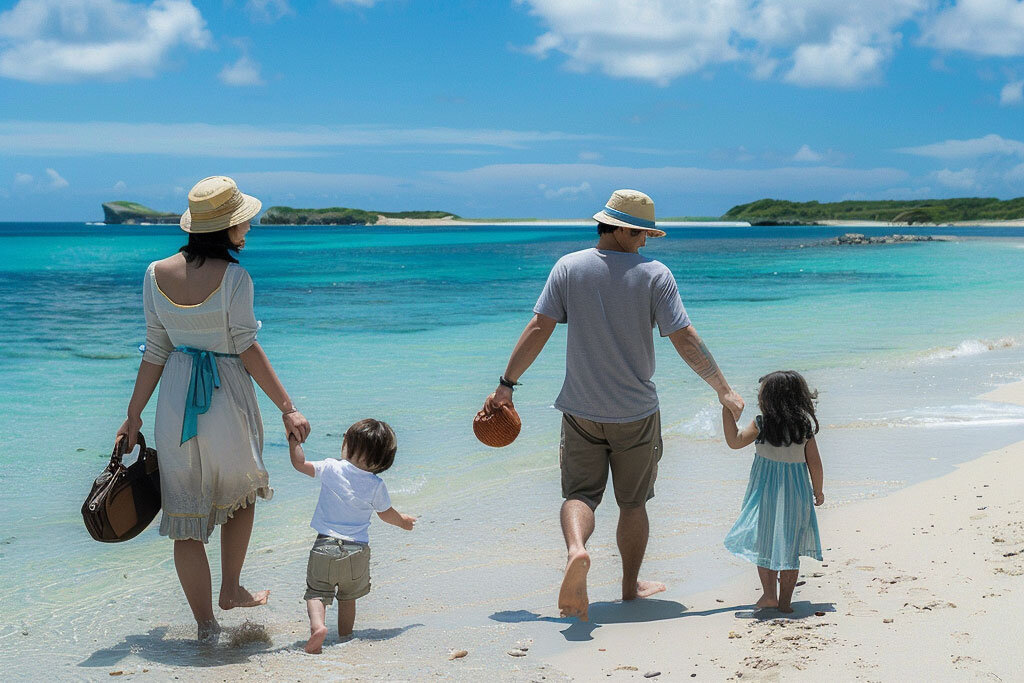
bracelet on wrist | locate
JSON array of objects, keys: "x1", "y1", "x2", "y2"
[
  {"x1": 282, "y1": 408, "x2": 298, "y2": 416},
  {"x1": 498, "y1": 375, "x2": 521, "y2": 391}
]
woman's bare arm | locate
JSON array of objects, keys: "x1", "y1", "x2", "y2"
[
  {"x1": 115, "y1": 360, "x2": 164, "y2": 450},
  {"x1": 240, "y1": 342, "x2": 311, "y2": 442}
]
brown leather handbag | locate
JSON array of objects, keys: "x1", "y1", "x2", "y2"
[{"x1": 82, "y1": 432, "x2": 161, "y2": 542}]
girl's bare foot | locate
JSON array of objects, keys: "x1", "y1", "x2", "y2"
[
  {"x1": 558, "y1": 550, "x2": 591, "y2": 621},
  {"x1": 219, "y1": 586, "x2": 270, "y2": 610},
  {"x1": 624, "y1": 580, "x2": 667, "y2": 601},
  {"x1": 755, "y1": 594, "x2": 779, "y2": 609},
  {"x1": 305, "y1": 625, "x2": 328, "y2": 654},
  {"x1": 198, "y1": 619, "x2": 221, "y2": 644}
]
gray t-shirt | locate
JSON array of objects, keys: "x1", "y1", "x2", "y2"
[{"x1": 534, "y1": 248, "x2": 691, "y2": 423}]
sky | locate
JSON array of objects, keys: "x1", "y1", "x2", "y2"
[{"x1": 1, "y1": 0, "x2": 1023, "y2": 221}]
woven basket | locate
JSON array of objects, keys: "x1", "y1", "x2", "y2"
[{"x1": 473, "y1": 404, "x2": 522, "y2": 448}]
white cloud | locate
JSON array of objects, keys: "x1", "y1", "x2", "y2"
[
  {"x1": 793, "y1": 144, "x2": 824, "y2": 162},
  {"x1": 932, "y1": 167, "x2": 978, "y2": 190},
  {"x1": 1001, "y1": 80, "x2": 1024, "y2": 105},
  {"x1": 578, "y1": 151, "x2": 602, "y2": 161},
  {"x1": 330, "y1": 0, "x2": 381, "y2": 6},
  {"x1": 1006, "y1": 163, "x2": 1024, "y2": 183},
  {"x1": 45, "y1": 167, "x2": 68, "y2": 188},
  {"x1": 897, "y1": 134, "x2": 1024, "y2": 159},
  {"x1": 245, "y1": 0, "x2": 291, "y2": 22},
  {"x1": 0, "y1": 0, "x2": 211, "y2": 83},
  {"x1": 518, "y1": 0, "x2": 927, "y2": 88},
  {"x1": 14, "y1": 172, "x2": 32, "y2": 184},
  {"x1": 0, "y1": 121, "x2": 601, "y2": 157},
  {"x1": 219, "y1": 54, "x2": 264, "y2": 86},
  {"x1": 113, "y1": 179, "x2": 126, "y2": 191},
  {"x1": 541, "y1": 181, "x2": 591, "y2": 200},
  {"x1": 920, "y1": 0, "x2": 1024, "y2": 57}
]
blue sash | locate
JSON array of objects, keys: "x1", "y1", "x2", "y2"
[{"x1": 174, "y1": 346, "x2": 239, "y2": 445}]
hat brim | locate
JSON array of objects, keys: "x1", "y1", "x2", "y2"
[
  {"x1": 592, "y1": 210, "x2": 666, "y2": 237},
  {"x1": 181, "y1": 193, "x2": 262, "y2": 233}
]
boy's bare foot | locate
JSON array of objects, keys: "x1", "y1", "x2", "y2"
[
  {"x1": 219, "y1": 586, "x2": 270, "y2": 610},
  {"x1": 305, "y1": 625, "x2": 328, "y2": 654},
  {"x1": 558, "y1": 550, "x2": 591, "y2": 621},
  {"x1": 755, "y1": 594, "x2": 779, "y2": 609},
  {"x1": 197, "y1": 619, "x2": 221, "y2": 644},
  {"x1": 777, "y1": 602, "x2": 794, "y2": 613},
  {"x1": 624, "y1": 580, "x2": 666, "y2": 601}
]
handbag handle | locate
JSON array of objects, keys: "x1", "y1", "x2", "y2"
[{"x1": 110, "y1": 432, "x2": 147, "y2": 469}]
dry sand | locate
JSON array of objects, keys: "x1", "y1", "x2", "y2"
[{"x1": 545, "y1": 380, "x2": 1024, "y2": 681}]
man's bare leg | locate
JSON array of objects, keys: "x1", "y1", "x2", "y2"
[
  {"x1": 558, "y1": 498, "x2": 594, "y2": 620},
  {"x1": 617, "y1": 504, "x2": 665, "y2": 600},
  {"x1": 338, "y1": 599, "x2": 356, "y2": 638},
  {"x1": 778, "y1": 569, "x2": 799, "y2": 613},
  {"x1": 305, "y1": 599, "x2": 328, "y2": 654},
  {"x1": 755, "y1": 566, "x2": 779, "y2": 609}
]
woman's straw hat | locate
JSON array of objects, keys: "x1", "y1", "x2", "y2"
[
  {"x1": 180, "y1": 176, "x2": 262, "y2": 233},
  {"x1": 592, "y1": 189, "x2": 665, "y2": 237}
]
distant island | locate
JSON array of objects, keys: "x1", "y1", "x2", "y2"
[
  {"x1": 260, "y1": 206, "x2": 460, "y2": 225},
  {"x1": 102, "y1": 201, "x2": 180, "y2": 224},
  {"x1": 723, "y1": 197, "x2": 1024, "y2": 225}
]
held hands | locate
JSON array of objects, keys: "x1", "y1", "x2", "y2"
[
  {"x1": 283, "y1": 409, "x2": 311, "y2": 443},
  {"x1": 814, "y1": 490, "x2": 825, "y2": 506},
  {"x1": 483, "y1": 384, "x2": 514, "y2": 415},
  {"x1": 718, "y1": 389, "x2": 744, "y2": 422},
  {"x1": 115, "y1": 414, "x2": 143, "y2": 451}
]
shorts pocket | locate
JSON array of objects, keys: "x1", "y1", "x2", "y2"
[{"x1": 347, "y1": 546, "x2": 370, "y2": 581}]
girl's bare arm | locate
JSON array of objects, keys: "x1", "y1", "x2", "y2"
[
  {"x1": 722, "y1": 407, "x2": 758, "y2": 449},
  {"x1": 805, "y1": 437, "x2": 825, "y2": 505}
]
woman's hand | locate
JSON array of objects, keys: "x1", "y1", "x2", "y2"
[
  {"x1": 283, "y1": 410, "x2": 311, "y2": 443},
  {"x1": 115, "y1": 414, "x2": 143, "y2": 451}
]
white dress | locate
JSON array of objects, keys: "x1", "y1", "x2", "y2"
[{"x1": 142, "y1": 262, "x2": 272, "y2": 542}]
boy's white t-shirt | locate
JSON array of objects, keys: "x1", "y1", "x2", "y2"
[{"x1": 309, "y1": 458, "x2": 392, "y2": 544}]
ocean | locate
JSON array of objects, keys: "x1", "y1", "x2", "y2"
[{"x1": 2, "y1": 222, "x2": 1024, "y2": 678}]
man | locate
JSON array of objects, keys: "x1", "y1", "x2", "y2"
[{"x1": 483, "y1": 189, "x2": 744, "y2": 621}]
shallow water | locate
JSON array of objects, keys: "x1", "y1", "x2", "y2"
[{"x1": 1, "y1": 223, "x2": 1023, "y2": 676}]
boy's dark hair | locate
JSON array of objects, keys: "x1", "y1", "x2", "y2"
[
  {"x1": 597, "y1": 221, "x2": 618, "y2": 235},
  {"x1": 179, "y1": 227, "x2": 240, "y2": 268},
  {"x1": 343, "y1": 418, "x2": 397, "y2": 474},
  {"x1": 757, "y1": 370, "x2": 819, "y2": 447}
]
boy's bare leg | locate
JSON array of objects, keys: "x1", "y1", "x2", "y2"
[
  {"x1": 338, "y1": 599, "x2": 356, "y2": 638},
  {"x1": 173, "y1": 539, "x2": 219, "y2": 641},
  {"x1": 617, "y1": 504, "x2": 666, "y2": 600},
  {"x1": 778, "y1": 569, "x2": 799, "y2": 613},
  {"x1": 558, "y1": 499, "x2": 594, "y2": 620},
  {"x1": 219, "y1": 503, "x2": 270, "y2": 609},
  {"x1": 305, "y1": 599, "x2": 328, "y2": 654},
  {"x1": 755, "y1": 566, "x2": 779, "y2": 609}
]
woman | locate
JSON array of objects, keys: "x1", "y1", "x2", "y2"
[{"x1": 115, "y1": 176, "x2": 310, "y2": 642}]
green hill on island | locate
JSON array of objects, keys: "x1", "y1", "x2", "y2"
[
  {"x1": 723, "y1": 197, "x2": 1024, "y2": 224},
  {"x1": 102, "y1": 201, "x2": 180, "y2": 224},
  {"x1": 260, "y1": 206, "x2": 459, "y2": 225}
]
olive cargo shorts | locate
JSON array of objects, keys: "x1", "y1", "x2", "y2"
[
  {"x1": 303, "y1": 535, "x2": 371, "y2": 605},
  {"x1": 560, "y1": 411, "x2": 663, "y2": 510}
]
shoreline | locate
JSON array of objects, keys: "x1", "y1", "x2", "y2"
[{"x1": 545, "y1": 379, "x2": 1024, "y2": 681}]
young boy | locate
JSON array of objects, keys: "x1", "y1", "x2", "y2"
[{"x1": 289, "y1": 418, "x2": 416, "y2": 654}]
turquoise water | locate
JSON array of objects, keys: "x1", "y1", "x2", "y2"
[{"x1": 3, "y1": 223, "x2": 1024, "y2": 675}]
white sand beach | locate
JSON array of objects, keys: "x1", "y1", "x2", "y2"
[{"x1": 545, "y1": 380, "x2": 1024, "y2": 681}]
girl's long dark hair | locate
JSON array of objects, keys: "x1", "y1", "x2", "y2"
[
  {"x1": 757, "y1": 370, "x2": 819, "y2": 447},
  {"x1": 179, "y1": 228, "x2": 239, "y2": 267}
]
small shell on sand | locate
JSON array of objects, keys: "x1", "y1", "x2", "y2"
[
  {"x1": 507, "y1": 649, "x2": 527, "y2": 657},
  {"x1": 728, "y1": 631, "x2": 742, "y2": 639},
  {"x1": 449, "y1": 650, "x2": 469, "y2": 660}
]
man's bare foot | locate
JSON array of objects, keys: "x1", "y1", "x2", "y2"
[
  {"x1": 755, "y1": 594, "x2": 779, "y2": 609},
  {"x1": 197, "y1": 619, "x2": 221, "y2": 645},
  {"x1": 558, "y1": 550, "x2": 591, "y2": 621},
  {"x1": 624, "y1": 580, "x2": 666, "y2": 601},
  {"x1": 305, "y1": 625, "x2": 328, "y2": 654},
  {"x1": 218, "y1": 586, "x2": 270, "y2": 610},
  {"x1": 777, "y1": 602, "x2": 794, "y2": 614}
]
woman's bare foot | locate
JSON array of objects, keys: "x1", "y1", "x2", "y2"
[
  {"x1": 197, "y1": 619, "x2": 221, "y2": 644},
  {"x1": 755, "y1": 594, "x2": 779, "y2": 609},
  {"x1": 219, "y1": 586, "x2": 270, "y2": 610},
  {"x1": 305, "y1": 625, "x2": 328, "y2": 654},
  {"x1": 558, "y1": 550, "x2": 591, "y2": 621}
]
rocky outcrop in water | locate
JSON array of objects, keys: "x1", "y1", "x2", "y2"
[
  {"x1": 101, "y1": 202, "x2": 180, "y2": 224},
  {"x1": 828, "y1": 233, "x2": 951, "y2": 245}
]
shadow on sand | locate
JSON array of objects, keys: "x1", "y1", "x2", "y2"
[
  {"x1": 78, "y1": 623, "x2": 422, "y2": 669},
  {"x1": 490, "y1": 598, "x2": 837, "y2": 641}
]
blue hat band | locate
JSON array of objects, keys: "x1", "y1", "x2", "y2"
[{"x1": 602, "y1": 205, "x2": 656, "y2": 229}]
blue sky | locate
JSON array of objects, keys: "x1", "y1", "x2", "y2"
[{"x1": 1, "y1": 0, "x2": 1024, "y2": 220}]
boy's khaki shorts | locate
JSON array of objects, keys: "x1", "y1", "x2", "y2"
[
  {"x1": 303, "y1": 536, "x2": 371, "y2": 605},
  {"x1": 560, "y1": 411, "x2": 662, "y2": 510}
]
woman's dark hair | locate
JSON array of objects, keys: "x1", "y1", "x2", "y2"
[
  {"x1": 343, "y1": 418, "x2": 397, "y2": 474},
  {"x1": 757, "y1": 370, "x2": 819, "y2": 447},
  {"x1": 179, "y1": 228, "x2": 240, "y2": 267},
  {"x1": 597, "y1": 221, "x2": 618, "y2": 235}
]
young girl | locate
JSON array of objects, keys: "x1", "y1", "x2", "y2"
[{"x1": 723, "y1": 370, "x2": 824, "y2": 613}]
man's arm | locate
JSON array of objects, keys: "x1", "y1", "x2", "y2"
[
  {"x1": 483, "y1": 313, "x2": 557, "y2": 413},
  {"x1": 669, "y1": 325, "x2": 744, "y2": 420}
]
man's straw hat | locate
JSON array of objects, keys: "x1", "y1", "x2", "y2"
[
  {"x1": 180, "y1": 176, "x2": 262, "y2": 233},
  {"x1": 592, "y1": 189, "x2": 665, "y2": 238}
]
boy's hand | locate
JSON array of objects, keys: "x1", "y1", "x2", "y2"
[
  {"x1": 814, "y1": 490, "x2": 825, "y2": 506},
  {"x1": 399, "y1": 514, "x2": 416, "y2": 531}
]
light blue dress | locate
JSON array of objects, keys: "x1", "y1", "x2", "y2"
[{"x1": 724, "y1": 416, "x2": 822, "y2": 571}]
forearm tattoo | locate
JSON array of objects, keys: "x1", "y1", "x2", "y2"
[{"x1": 685, "y1": 340, "x2": 722, "y2": 380}]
